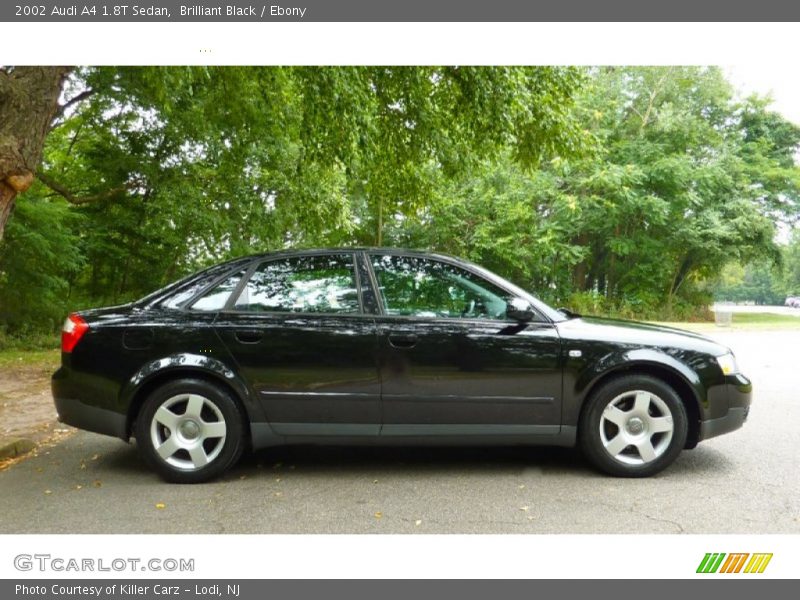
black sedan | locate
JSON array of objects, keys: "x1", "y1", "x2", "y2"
[{"x1": 53, "y1": 248, "x2": 752, "y2": 482}]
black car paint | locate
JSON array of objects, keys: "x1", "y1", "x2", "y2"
[{"x1": 52, "y1": 248, "x2": 752, "y2": 453}]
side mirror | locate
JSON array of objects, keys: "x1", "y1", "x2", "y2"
[{"x1": 506, "y1": 298, "x2": 536, "y2": 322}]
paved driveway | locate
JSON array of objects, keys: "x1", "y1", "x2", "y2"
[{"x1": 0, "y1": 329, "x2": 796, "y2": 534}]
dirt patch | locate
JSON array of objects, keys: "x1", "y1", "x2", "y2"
[{"x1": 0, "y1": 359, "x2": 74, "y2": 470}]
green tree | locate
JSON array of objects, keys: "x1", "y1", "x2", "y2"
[
  {"x1": 1, "y1": 66, "x2": 588, "y2": 335},
  {"x1": 558, "y1": 67, "x2": 797, "y2": 315}
]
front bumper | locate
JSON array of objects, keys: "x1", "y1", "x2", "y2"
[{"x1": 699, "y1": 373, "x2": 752, "y2": 441}]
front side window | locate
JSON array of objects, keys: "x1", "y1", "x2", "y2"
[
  {"x1": 234, "y1": 254, "x2": 360, "y2": 314},
  {"x1": 371, "y1": 255, "x2": 511, "y2": 320}
]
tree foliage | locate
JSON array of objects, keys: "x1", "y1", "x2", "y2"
[
  {"x1": 402, "y1": 68, "x2": 799, "y2": 318},
  {"x1": 1, "y1": 66, "x2": 798, "y2": 341}
]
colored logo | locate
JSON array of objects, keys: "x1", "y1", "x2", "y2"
[{"x1": 696, "y1": 553, "x2": 772, "y2": 574}]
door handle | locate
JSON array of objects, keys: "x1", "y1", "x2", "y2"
[
  {"x1": 234, "y1": 330, "x2": 263, "y2": 344},
  {"x1": 388, "y1": 334, "x2": 418, "y2": 349}
]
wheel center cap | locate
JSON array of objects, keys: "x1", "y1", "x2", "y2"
[
  {"x1": 180, "y1": 420, "x2": 200, "y2": 440},
  {"x1": 626, "y1": 417, "x2": 645, "y2": 435}
]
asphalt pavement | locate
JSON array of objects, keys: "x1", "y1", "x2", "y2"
[{"x1": 1, "y1": 329, "x2": 797, "y2": 534}]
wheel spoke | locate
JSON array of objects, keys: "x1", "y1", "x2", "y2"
[
  {"x1": 636, "y1": 439, "x2": 657, "y2": 462},
  {"x1": 156, "y1": 435, "x2": 181, "y2": 460},
  {"x1": 603, "y1": 405, "x2": 628, "y2": 427},
  {"x1": 649, "y1": 416, "x2": 673, "y2": 434},
  {"x1": 188, "y1": 445, "x2": 209, "y2": 468},
  {"x1": 202, "y1": 421, "x2": 226, "y2": 439},
  {"x1": 633, "y1": 391, "x2": 651, "y2": 413},
  {"x1": 154, "y1": 406, "x2": 179, "y2": 430},
  {"x1": 184, "y1": 394, "x2": 205, "y2": 418},
  {"x1": 604, "y1": 433, "x2": 630, "y2": 457}
]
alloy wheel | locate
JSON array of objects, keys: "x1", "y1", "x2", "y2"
[
  {"x1": 599, "y1": 390, "x2": 674, "y2": 465},
  {"x1": 149, "y1": 393, "x2": 227, "y2": 471}
]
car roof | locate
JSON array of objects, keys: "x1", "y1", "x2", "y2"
[{"x1": 238, "y1": 247, "x2": 475, "y2": 267}]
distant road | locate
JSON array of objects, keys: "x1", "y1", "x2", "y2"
[{"x1": 712, "y1": 304, "x2": 800, "y2": 316}]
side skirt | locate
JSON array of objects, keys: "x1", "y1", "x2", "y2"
[{"x1": 250, "y1": 423, "x2": 576, "y2": 450}]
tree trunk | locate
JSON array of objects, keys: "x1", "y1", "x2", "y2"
[
  {"x1": 375, "y1": 196, "x2": 383, "y2": 246},
  {"x1": 0, "y1": 66, "x2": 72, "y2": 240},
  {"x1": 0, "y1": 181, "x2": 15, "y2": 234},
  {"x1": 571, "y1": 233, "x2": 589, "y2": 290}
]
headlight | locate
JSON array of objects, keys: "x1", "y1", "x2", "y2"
[{"x1": 716, "y1": 352, "x2": 739, "y2": 376}]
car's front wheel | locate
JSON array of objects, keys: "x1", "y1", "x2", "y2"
[
  {"x1": 134, "y1": 378, "x2": 246, "y2": 483},
  {"x1": 579, "y1": 375, "x2": 688, "y2": 477}
]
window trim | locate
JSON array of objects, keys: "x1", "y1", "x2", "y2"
[
  {"x1": 365, "y1": 251, "x2": 551, "y2": 325},
  {"x1": 217, "y1": 251, "x2": 366, "y2": 316}
]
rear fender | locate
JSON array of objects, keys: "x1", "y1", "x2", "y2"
[{"x1": 120, "y1": 353, "x2": 265, "y2": 424}]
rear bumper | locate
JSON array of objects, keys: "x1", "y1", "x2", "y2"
[
  {"x1": 699, "y1": 373, "x2": 752, "y2": 442},
  {"x1": 52, "y1": 367, "x2": 128, "y2": 440}
]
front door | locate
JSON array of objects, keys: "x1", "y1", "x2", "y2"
[{"x1": 367, "y1": 253, "x2": 562, "y2": 437}]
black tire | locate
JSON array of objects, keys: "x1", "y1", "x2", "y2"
[
  {"x1": 579, "y1": 374, "x2": 688, "y2": 477},
  {"x1": 134, "y1": 378, "x2": 246, "y2": 483}
]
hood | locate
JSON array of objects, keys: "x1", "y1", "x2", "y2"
[{"x1": 556, "y1": 315, "x2": 730, "y2": 357}]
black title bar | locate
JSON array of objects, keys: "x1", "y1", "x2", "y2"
[{"x1": 3, "y1": 0, "x2": 800, "y2": 22}]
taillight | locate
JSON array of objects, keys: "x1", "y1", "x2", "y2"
[{"x1": 62, "y1": 314, "x2": 89, "y2": 353}]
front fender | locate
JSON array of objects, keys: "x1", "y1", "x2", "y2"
[
  {"x1": 120, "y1": 352, "x2": 264, "y2": 424},
  {"x1": 567, "y1": 347, "x2": 705, "y2": 424}
]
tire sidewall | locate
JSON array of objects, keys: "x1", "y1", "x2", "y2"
[
  {"x1": 579, "y1": 375, "x2": 688, "y2": 477},
  {"x1": 134, "y1": 378, "x2": 245, "y2": 483}
]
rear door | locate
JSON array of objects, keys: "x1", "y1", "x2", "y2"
[{"x1": 212, "y1": 252, "x2": 380, "y2": 436}]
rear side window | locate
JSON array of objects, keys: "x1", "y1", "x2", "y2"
[
  {"x1": 234, "y1": 254, "x2": 360, "y2": 314},
  {"x1": 190, "y1": 271, "x2": 245, "y2": 311},
  {"x1": 159, "y1": 263, "x2": 247, "y2": 310}
]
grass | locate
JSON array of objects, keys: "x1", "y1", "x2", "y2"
[
  {"x1": 729, "y1": 312, "x2": 800, "y2": 325},
  {"x1": 653, "y1": 311, "x2": 800, "y2": 332},
  {"x1": 0, "y1": 348, "x2": 60, "y2": 370}
]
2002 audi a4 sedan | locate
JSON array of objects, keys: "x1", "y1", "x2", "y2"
[{"x1": 53, "y1": 248, "x2": 752, "y2": 483}]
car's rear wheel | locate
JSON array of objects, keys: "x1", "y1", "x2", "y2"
[
  {"x1": 579, "y1": 374, "x2": 688, "y2": 477},
  {"x1": 134, "y1": 378, "x2": 245, "y2": 483}
]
